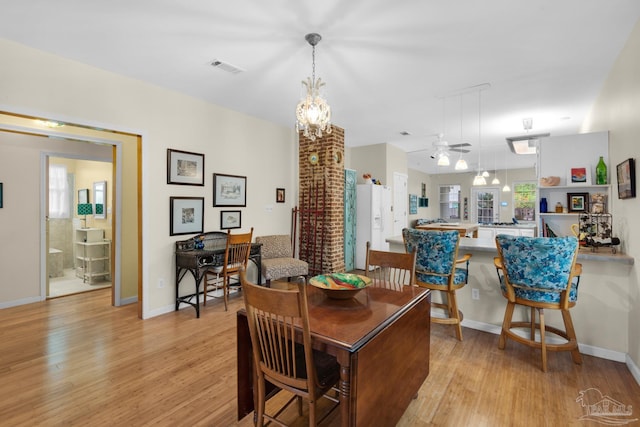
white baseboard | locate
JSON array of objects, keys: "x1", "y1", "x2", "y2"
[
  {"x1": 0, "y1": 295, "x2": 44, "y2": 309},
  {"x1": 627, "y1": 354, "x2": 640, "y2": 385},
  {"x1": 461, "y1": 318, "x2": 638, "y2": 385}
]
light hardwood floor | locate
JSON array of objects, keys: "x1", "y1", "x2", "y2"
[{"x1": 1, "y1": 289, "x2": 639, "y2": 426}]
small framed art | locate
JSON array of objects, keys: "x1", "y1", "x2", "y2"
[
  {"x1": 567, "y1": 192, "x2": 589, "y2": 213},
  {"x1": 0, "y1": 182, "x2": 3, "y2": 208},
  {"x1": 220, "y1": 210, "x2": 241, "y2": 229},
  {"x1": 567, "y1": 166, "x2": 591, "y2": 186},
  {"x1": 213, "y1": 173, "x2": 247, "y2": 207},
  {"x1": 276, "y1": 188, "x2": 285, "y2": 203},
  {"x1": 170, "y1": 197, "x2": 204, "y2": 236},
  {"x1": 616, "y1": 158, "x2": 636, "y2": 199},
  {"x1": 167, "y1": 149, "x2": 205, "y2": 186}
]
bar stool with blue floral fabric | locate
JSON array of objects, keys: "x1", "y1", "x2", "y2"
[
  {"x1": 402, "y1": 228, "x2": 471, "y2": 341},
  {"x1": 494, "y1": 234, "x2": 583, "y2": 372}
]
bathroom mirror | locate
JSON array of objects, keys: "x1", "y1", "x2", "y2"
[{"x1": 93, "y1": 181, "x2": 107, "y2": 219}]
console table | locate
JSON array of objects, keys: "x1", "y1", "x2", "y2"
[{"x1": 175, "y1": 231, "x2": 261, "y2": 318}]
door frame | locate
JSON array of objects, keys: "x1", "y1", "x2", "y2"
[
  {"x1": 393, "y1": 172, "x2": 408, "y2": 236},
  {"x1": 43, "y1": 151, "x2": 119, "y2": 302},
  {"x1": 470, "y1": 186, "x2": 501, "y2": 224}
]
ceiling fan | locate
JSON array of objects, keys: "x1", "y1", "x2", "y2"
[{"x1": 408, "y1": 133, "x2": 472, "y2": 159}]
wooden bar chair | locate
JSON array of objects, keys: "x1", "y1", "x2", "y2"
[
  {"x1": 402, "y1": 228, "x2": 471, "y2": 341},
  {"x1": 364, "y1": 241, "x2": 416, "y2": 289},
  {"x1": 204, "y1": 227, "x2": 253, "y2": 311},
  {"x1": 240, "y1": 269, "x2": 339, "y2": 427},
  {"x1": 494, "y1": 234, "x2": 583, "y2": 372}
]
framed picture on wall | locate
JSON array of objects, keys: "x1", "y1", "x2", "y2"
[
  {"x1": 276, "y1": 188, "x2": 285, "y2": 203},
  {"x1": 616, "y1": 158, "x2": 636, "y2": 199},
  {"x1": 220, "y1": 210, "x2": 241, "y2": 229},
  {"x1": 167, "y1": 149, "x2": 205, "y2": 186},
  {"x1": 170, "y1": 197, "x2": 204, "y2": 235},
  {"x1": 213, "y1": 173, "x2": 247, "y2": 207},
  {"x1": 0, "y1": 182, "x2": 3, "y2": 208}
]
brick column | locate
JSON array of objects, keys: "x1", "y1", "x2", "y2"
[{"x1": 298, "y1": 126, "x2": 345, "y2": 275}]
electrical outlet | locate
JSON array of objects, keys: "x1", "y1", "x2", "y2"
[
  {"x1": 158, "y1": 278, "x2": 165, "y2": 289},
  {"x1": 472, "y1": 288, "x2": 480, "y2": 300}
]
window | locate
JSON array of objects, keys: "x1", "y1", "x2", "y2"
[
  {"x1": 439, "y1": 185, "x2": 460, "y2": 220},
  {"x1": 513, "y1": 181, "x2": 536, "y2": 221},
  {"x1": 49, "y1": 164, "x2": 71, "y2": 218}
]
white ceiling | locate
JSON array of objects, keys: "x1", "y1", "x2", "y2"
[{"x1": 1, "y1": 0, "x2": 639, "y2": 174}]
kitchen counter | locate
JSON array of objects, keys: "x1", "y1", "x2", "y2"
[
  {"x1": 386, "y1": 235, "x2": 633, "y2": 264},
  {"x1": 385, "y1": 233, "x2": 634, "y2": 361}
]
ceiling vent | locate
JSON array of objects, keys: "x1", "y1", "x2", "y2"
[
  {"x1": 506, "y1": 133, "x2": 550, "y2": 154},
  {"x1": 210, "y1": 59, "x2": 245, "y2": 74}
]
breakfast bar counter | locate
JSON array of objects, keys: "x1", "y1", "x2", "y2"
[{"x1": 386, "y1": 234, "x2": 634, "y2": 361}]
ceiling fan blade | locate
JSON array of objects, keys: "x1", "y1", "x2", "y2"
[
  {"x1": 450, "y1": 148, "x2": 471, "y2": 153},
  {"x1": 448, "y1": 143, "x2": 472, "y2": 148}
]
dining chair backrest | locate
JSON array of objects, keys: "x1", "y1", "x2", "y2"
[
  {"x1": 223, "y1": 228, "x2": 253, "y2": 276},
  {"x1": 495, "y1": 234, "x2": 580, "y2": 306},
  {"x1": 240, "y1": 269, "x2": 339, "y2": 425},
  {"x1": 364, "y1": 241, "x2": 416, "y2": 287},
  {"x1": 402, "y1": 228, "x2": 461, "y2": 284}
]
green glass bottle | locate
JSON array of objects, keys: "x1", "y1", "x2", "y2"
[{"x1": 596, "y1": 156, "x2": 607, "y2": 185}]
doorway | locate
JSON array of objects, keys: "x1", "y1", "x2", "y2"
[
  {"x1": 393, "y1": 172, "x2": 408, "y2": 236},
  {"x1": 470, "y1": 187, "x2": 500, "y2": 224},
  {"x1": 47, "y1": 156, "x2": 114, "y2": 298}
]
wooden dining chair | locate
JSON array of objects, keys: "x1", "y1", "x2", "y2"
[
  {"x1": 364, "y1": 241, "x2": 416, "y2": 289},
  {"x1": 402, "y1": 228, "x2": 472, "y2": 341},
  {"x1": 494, "y1": 234, "x2": 583, "y2": 372},
  {"x1": 240, "y1": 268, "x2": 340, "y2": 427},
  {"x1": 204, "y1": 227, "x2": 253, "y2": 311}
]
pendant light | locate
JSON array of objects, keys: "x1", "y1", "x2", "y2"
[
  {"x1": 455, "y1": 94, "x2": 468, "y2": 170},
  {"x1": 473, "y1": 90, "x2": 486, "y2": 185},
  {"x1": 492, "y1": 148, "x2": 500, "y2": 185},
  {"x1": 295, "y1": 33, "x2": 332, "y2": 141},
  {"x1": 502, "y1": 150, "x2": 511, "y2": 192}
]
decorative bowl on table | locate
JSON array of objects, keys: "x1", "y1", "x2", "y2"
[{"x1": 309, "y1": 273, "x2": 372, "y2": 299}]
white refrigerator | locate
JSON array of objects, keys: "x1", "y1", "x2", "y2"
[{"x1": 355, "y1": 184, "x2": 392, "y2": 270}]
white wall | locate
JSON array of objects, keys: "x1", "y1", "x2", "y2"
[
  {"x1": 0, "y1": 39, "x2": 297, "y2": 317},
  {"x1": 581, "y1": 19, "x2": 640, "y2": 369}
]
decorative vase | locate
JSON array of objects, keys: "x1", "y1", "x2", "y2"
[
  {"x1": 540, "y1": 197, "x2": 548, "y2": 213},
  {"x1": 596, "y1": 156, "x2": 607, "y2": 185}
]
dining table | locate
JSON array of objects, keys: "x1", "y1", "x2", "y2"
[{"x1": 236, "y1": 277, "x2": 431, "y2": 427}]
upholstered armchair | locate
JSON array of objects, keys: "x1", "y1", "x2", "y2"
[
  {"x1": 494, "y1": 234, "x2": 583, "y2": 371},
  {"x1": 402, "y1": 228, "x2": 471, "y2": 340},
  {"x1": 254, "y1": 235, "x2": 308, "y2": 286}
]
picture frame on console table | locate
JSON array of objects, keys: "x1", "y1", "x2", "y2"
[
  {"x1": 616, "y1": 158, "x2": 636, "y2": 199},
  {"x1": 170, "y1": 196, "x2": 204, "y2": 236},
  {"x1": 567, "y1": 192, "x2": 589, "y2": 213},
  {"x1": 213, "y1": 173, "x2": 247, "y2": 207},
  {"x1": 220, "y1": 210, "x2": 241, "y2": 229},
  {"x1": 167, "y1": 149, "x2": 205, "y2": 186}
]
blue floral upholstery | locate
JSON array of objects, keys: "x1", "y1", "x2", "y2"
[
  {"x1": 494, "y1": 234, "x2": 583, "y2": 371},
  {"x1": 402, "y1": 228, "x2": 468, "y2": 288},
  {"x1": 496, "y1": 234, "x2": 580, "y2": 304},
  {"x1": 402, "y1": 227, "x2": 471, "y2": 340}
]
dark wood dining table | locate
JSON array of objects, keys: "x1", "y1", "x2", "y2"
[{"x1": 237, "y1": 279, "x2": 431, "y2": 427}]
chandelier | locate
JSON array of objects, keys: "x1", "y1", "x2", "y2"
[{"x1": 295, "y1": 33, "x2": 332, "y2": 141}]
